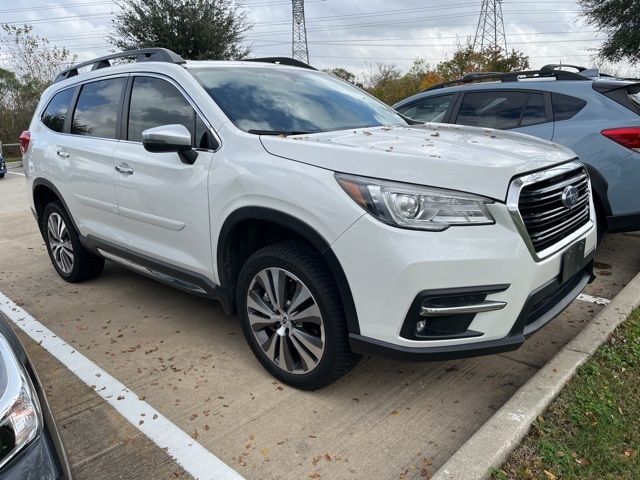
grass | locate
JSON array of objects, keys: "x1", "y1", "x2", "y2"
[{"x1": 492, "y1": 308, "x2": 640, "y2": 480}]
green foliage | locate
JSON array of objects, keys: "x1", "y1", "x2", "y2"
[
  {"x1": 581, "y1": 0, "x2": 640, "y2": 64},
  {"x1": 360, "y1": 44, "x2": 530, "y2": 105},
  {"x1": 325, "y1": 67, "x2": 360, "y2": 86},
  {"x1": 436, "y1": 43, "x2": 530, "y2": 82},
  {"x1": 110, "y1": 0, "x2": 251, "y2": 60},
  {"x1": 366, "y1": 58, "x2": 431, "y2": 105},
  {"x1": 0, "y1": 24, "x2": 77, "y2": 144},
  {"x1": 495, "y1": 309, "x2": 640, "y2": 479}
]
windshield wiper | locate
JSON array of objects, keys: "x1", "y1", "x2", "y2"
[{"x1": 248, "y1": 129, "x2": 312, "y2": 136}]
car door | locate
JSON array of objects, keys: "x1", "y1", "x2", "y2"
[
  {"x1": 57, "y1": 76, "x2": 127, "y2": 244},
  {"x1": 453, "y1": 90, "x2": 553, "y2": 140},
  {"x1": 112, "y1": 75, "x2": 217, "y2": 277}
]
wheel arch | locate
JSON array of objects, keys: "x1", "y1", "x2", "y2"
[
  {"x1": 32, "y1": 178, "x2": 80, "y2": 235},
  {"x1": 217, "y1": 207, "x2": 360, "y2": 334}
]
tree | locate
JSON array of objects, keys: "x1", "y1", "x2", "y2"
[
  {"x1": 326, "y1": 67, "x2": 358, "y2": 85},
  {"x1": 580, "y1": 0, "x2": 640, "y2": 64},
  {"x1": 365, "y1": 59, "x2": 433, "y2": 105},
  {"x1": 110, "y1": 0, "x2": 251, "y2": 60},
  {"x1": 0, "y1": 25, "x2": 77, "y2": 145},
  {"x1": 436, "y1": 43, "x2": 530, "y2": 82},
  {"x1": 1, "y1": 24, "x2": 76, "y2": 86}
]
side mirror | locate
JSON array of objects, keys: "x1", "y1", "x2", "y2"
[{"x1": 142, "y1": 124, "x2": 197, "y2": 164}]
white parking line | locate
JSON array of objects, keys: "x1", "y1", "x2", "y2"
[
  {"x1": 576, "y1": 293, "x2": 611, "y2": 305},
  {"x1": 6, "y1": 171, "x2": 25, "y2": 176},
  {"x1": 0, "y1": 291, "x2": 243, "y2": 480}
]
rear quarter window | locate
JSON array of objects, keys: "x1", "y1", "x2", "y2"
[
  {"x1": 627, "y1": 84, "x2": 640, "y2": 108},
  {"x1": 552, "y1": 93, "x2": 587, "y2": 121},
  {"x1": 41, "y1": 88, "x2": 75, "y2": 132}
]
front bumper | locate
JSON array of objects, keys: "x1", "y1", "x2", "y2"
[
  {"x1": 349, "y1": 260, "x2": 593, "y2": 361},
  {"x1": 331, "y1": 201, "x2": 597, "y2": 356}
]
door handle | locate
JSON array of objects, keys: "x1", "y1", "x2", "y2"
[
  {"x1": 115, "y1": 164, "x2": 134, "y2": 175},
  {"x1": 56, "y1": 149, "x2": 70, "y2": 159}
]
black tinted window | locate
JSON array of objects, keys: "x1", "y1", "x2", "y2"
[
  {"x1": 552, "y1": 93, "x2": 586, "y2": 121},
  {"x1": 457, "y1": 91, "x2": 529, "y2": 129},
  {"x1": 128, "y1": 77, "x2": 194, "y2": 142},
  {"x1": 520, "y1": 93, "x2": 547, "y2": 127},
  {"x1": 72, "y1": 78, "x2": 125, "y2": 138},
  {"x1": 41, "y1": 88, "x2": 75, "y2": 132},
  {"x1": 397, "y1": 94, "x2": 454, "y2": 123}
]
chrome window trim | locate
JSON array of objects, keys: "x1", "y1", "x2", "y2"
[
  {"x1": 507, "y1": 160, "x2": 595, "y2": 262},
  {"x1": 0, "y1": 335, "x2": 42, "y2": 470}
]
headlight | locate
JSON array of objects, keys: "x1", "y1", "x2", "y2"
[
  {"x1": 0, "y1": 337, "x2": 40, "y2": 468},
  {"x1": 336, "y1": 173, "x2": 495, "y2": 231}
]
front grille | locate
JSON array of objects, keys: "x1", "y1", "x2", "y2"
[{"x1": 518, "y1": 166, "x2": 590, "y2": 253}]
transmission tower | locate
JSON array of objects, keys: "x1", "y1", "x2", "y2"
[
  {"x1": 291, "y1": 0, "x2": 309, "y2": 63},
  {"x1": 473, "y1": 0, "x2": 508, "y2": 53}
]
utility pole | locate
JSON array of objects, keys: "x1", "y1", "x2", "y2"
[
  {"x1": 473, "y1": 0, "x2": 507, "y2": 53},
  {"x1": 291, "y1": 0, "x2": 309, "y2": 63}
]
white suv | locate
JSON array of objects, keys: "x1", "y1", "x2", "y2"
[{"x1": 21, "y1": 49, "x2": 597, "y2": 389}]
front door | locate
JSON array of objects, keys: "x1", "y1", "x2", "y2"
[{"x1": 113, "y1": 75, "x2": 216, "y2": 277}]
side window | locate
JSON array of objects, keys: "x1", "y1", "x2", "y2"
[
  {"x1": 552, "y1": 93, "x2": 587, "y2": 121},
  {"x1": 71, "y1": 78, "x2": 125, "y2": 138},
  {"x1": 520, "y1": 93, "x2": 546, "y2": 127},
  {"x1": 41, "y1": 88, "x2": 75, "y2": 133},
  {"x1": 397, "y1": 94, "x2": 454, "y2": 123},
  {"x1": 128, "y1": 77, "x2": 195, "y2": 143},
  {"x1": 456, "y1": 91, "x2": 529, "y2": 129}
]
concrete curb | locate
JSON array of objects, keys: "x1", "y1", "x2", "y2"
[{"x1": 432, "y1": 270, "x2": 640, "y2": 480}]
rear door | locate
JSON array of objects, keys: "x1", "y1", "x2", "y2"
[
  {"x1": 453, "y1": 89, "x2": 553, "y2": 140},
  {"x1": 113, "y1": 74, "x2": 217, "y2": 277},
  {"x1": 57, "y1": 76, "x2": 127, "y2": 244}
]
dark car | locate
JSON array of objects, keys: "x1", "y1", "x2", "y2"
[{"x1": 0, "y1": 311, "x2": 71, "y2": 479}]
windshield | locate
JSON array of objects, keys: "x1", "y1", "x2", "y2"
[{"x1": 190, "y1": 66, "x2": 407, "y2": 134}]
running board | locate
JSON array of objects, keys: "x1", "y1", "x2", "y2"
[{"x1": 98, "y1": 249, "x2": 208, "y2": 295}]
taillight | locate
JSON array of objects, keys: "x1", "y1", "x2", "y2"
[
  {"x1": 19, "y1": 131, "x2": 31, "y2": 155},
  {"x1": 601, "y1": 127, "x2": 640, "y2": 152}
]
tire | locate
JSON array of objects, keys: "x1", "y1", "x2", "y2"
[
  {"x1": 0, "y1": 173, "x2": 5, "y2": 178},
  {"x1": 42, "y1": 201, "x2": 104, "y2": 282},
  {"x1": 236, "y1": 241, "x2": 358, "y2": 390}
]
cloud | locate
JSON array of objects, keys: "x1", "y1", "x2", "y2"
[{"x1": 0, "y1": 0, "x2": 631, "y2": 78}]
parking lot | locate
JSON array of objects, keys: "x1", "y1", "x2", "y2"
[{"x1": 1, "y1": 164, "x2": 640, "y2": 480}]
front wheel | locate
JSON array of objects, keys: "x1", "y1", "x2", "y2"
[{"x1": 236, "y1": 241, "x2": 357, "y2": 390}]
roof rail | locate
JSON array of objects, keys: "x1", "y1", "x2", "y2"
[
  {"x1": 54, "y1": 48, "x2": 186, "y2": 83},
  {"x1": 245, "y1": 57, "x2": 316, "y2": 70},
  {"x1": 421, "y1": 68, "x2": 590, "y2": 92}
]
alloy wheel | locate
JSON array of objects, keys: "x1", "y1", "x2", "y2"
[
  {"x1": 47, "y1": 212, "x2": 74, "y2": 274},
  {"x1": 246, "y1": 267, "x2": 325, "y2": 374}
]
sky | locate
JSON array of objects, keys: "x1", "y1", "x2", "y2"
[{"x1": 0, "y1": 0, "x2": 635, "y2": 80}]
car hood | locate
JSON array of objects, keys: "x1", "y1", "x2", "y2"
[{"x1": 259, "y1": 123, "x2": 576, "y2": 200}]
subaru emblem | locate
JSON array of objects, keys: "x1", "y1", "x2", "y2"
[{"x1": 561, "y1": 185, "x2": 579, "y2": 209}]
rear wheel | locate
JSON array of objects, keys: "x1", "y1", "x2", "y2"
[
  {"x1": 42, "y1": 202, "x2": 104, "y2": 282},
  {"x1": 236, "y1": 241, "x2": 357, "y2": 390}
]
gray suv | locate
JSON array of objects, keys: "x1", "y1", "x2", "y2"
[{"x1": 394, "y1": 65, "x2": 640, "y2": 237}]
